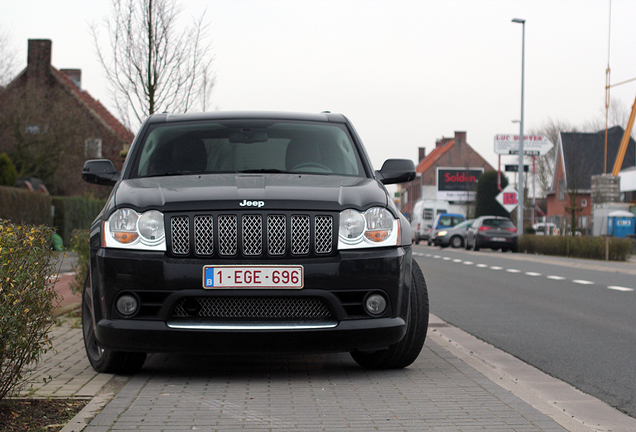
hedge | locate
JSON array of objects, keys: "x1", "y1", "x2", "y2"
[
  {"x1": 519, "y1": 235, "x2": 632, "y2": 261},
  {"x1": 52, "y1": 196, "x2": 106, "y2": 247},
  {"x1": 0, "y1": 186, "x2": 52, "y2": 226}
]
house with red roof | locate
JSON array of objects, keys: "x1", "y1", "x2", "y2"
[
  {"x1": 0, "y1": 39, "x2": 133, "y2": 196},
  {"x1": 400, "y1": 131, "x2": 494, "y2": 218}
]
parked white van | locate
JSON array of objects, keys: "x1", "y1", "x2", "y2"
[
  {"x1": 532, "y1": 222, "x2": 559, "y2": 236},
  {"x1": 410, "y1": 199, "x2": 449, "y2": 243}
]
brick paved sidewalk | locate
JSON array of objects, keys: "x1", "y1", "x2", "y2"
[{"x1": 26, "y1": 314, "x2": 636, "y2": 432}]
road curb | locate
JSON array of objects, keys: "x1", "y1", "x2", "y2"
[
  {"x1": 429, "y1": 314, "x2": 636, "y2": 432},
  {"x1": 59, "y1": 392, "x2": 116, "y2": 432}
]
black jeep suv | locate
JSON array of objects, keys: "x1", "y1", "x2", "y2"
[{"x1": 81, "y1": 111, "x2": 429, "y2": 373}]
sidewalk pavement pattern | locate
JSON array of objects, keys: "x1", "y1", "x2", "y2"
[{"x1": 28, "y1": 252, "x2": 636, "y2": 432}]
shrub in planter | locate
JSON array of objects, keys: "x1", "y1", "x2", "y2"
[{"x1": 0, "y1": 220, "x2": 60, "y2": 401}]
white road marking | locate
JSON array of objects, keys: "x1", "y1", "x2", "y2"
[
  {"x1": 573, "y1": 280, "x2": 594, "y2": 285},
  {"x1": 547, "y1": 276, "x2": 566, "y2": 280},
  {"x1": 525, "y1": 272, "x2": 542, "y2": 276},
  {"x1": 476, "y1": 264, "x2": 488, "y2": 268},
  {"x1": 453, "y1": 259, "x2": 462, "y2": 263},
  {"x1": 506, "y1": 269, "x2": 521, "y2": 273},
  {"x1": 443, "y1": 257, "x2": 451, "y2": 261},
  {"x1": 490, "y1": 266, "x2": 503, "y2": 270},
  {"x1": 433, "y1": 255, "x2": 441, "y2": 259},
  {"x1": 608, "y1": 286, "x2": 634, "y2": 292},
  {"x1": 463, "y1": 261, "x2": 474, "y2": 265}
]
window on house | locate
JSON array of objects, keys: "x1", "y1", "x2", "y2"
[
  {"x1": 558, "y1": 179, "x2": 566, "y2": 201},
  {"x1": 85, "y1": 138, "x2": 102, "y2": 159}
]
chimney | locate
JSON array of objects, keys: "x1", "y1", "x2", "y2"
[
  {"x1": 61, "y1": 69, "x2": 82, "y2": 89},
  {"x1": 454, "y1": 131, "x2": 467, "y2": 146},
  {"x1": 27, "y1": 39, "x2": 52, "y2": 80},
  {"x1": 418, "y1": 147, "x2": 426, "y2": 162},
  {"x1": 436, "y1": 137, "x2": 450, "y2": 148}
]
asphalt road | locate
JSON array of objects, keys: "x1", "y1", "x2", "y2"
[{"x1": 413, "y1": 244, "x2": 636, "y2": 419}]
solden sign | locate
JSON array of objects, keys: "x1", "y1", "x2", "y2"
[{"x1": 436, "y1": 168, "x2": 484, "y2": 202}]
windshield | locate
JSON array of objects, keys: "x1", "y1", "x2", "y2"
[
  {"x1": 131, "y1": 120, "x2": 364, "y2": 178},
  {"x1": 483, "y1": 218, "x2": 515, "y2": 229}
]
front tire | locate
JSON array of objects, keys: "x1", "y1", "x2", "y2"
[
  {"x1": 450, "y1": 236, "x2": 463, "y2": 249},
  {"x1": 82, "y1": 275, "x2": 146, "y2": 374},
  {"x1": 351, "y1": 260, "x2": 429, "y2": 369}
]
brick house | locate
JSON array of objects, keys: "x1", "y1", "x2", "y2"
[
  {"x1": 400, "y1": 131, "x2": 494, "y2": 217},
  {"x1": 0, "y1": 39, "x2": 133, "y2": 197},
  {"x1": 546, "y1": 126, "x2": 636, "y2": 234}
]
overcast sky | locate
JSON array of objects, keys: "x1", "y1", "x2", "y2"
[{"x1": 4, "y1": 0, "x2": 636, "y2": 172}]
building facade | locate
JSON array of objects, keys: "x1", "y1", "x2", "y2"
[
  {"x1": 0, "y1": 39, "x2": 134, "y2": 197},
  {"x1": 400, "y1": 131, "x2": 494, "y2": 218}
]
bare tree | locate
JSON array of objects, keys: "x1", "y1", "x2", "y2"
[
  {"x1": 528, "y1": 117, "x2": 575, "y2": 196},
  {"x1": 0, "y1": 27, "x2": 18, "y2": 87},
  {"x1": 91, "y1": 0, "x2": 215, "y2": 129}
]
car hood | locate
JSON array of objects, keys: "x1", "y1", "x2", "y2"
[{"x1": 111, "y1": 174, "x2": 389, "y2": 213}]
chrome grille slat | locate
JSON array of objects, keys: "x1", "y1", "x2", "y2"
[
  {"x1": 242, "y1": 215, "x2": 262, "y2": 256},
  {"x1": 218, "y1": 215, "x2": 238, "y2": 256},
  {"x1": 170, "y1": 213, "x2": 333, "y2": 258},
  {"x1": 171, "y1": 216, "x2": 190, "y2": 255},
  {"x1": 291, "y1": 215, "x2": 310, "y2": 255},
  {"x1": 194, "y1": 215, "x2": 214, "y2": 255},
  {"x1": 315, "y1": 215, "x2": 333, "y2": 254},
  {"x1": 267, "y1": 215, "x2": 286, "y2": 255}
]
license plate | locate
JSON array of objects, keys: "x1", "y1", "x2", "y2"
[
  {"x1": 491, "y1": 237, "x2": 506, "y2": 242},
  {"x1": 203, "y1": 265, "x2": 304, "y2": 289}
]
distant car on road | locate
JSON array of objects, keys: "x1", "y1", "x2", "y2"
[
  {"x1": 432, "y1": 219, "x2": 474, "y2": 248},
  {"x1": 465, "y1": 215, "x2": 518, "y2": 252},
  {"x1": 429, "y1": 213, "x2": 465, "y2": 246}
]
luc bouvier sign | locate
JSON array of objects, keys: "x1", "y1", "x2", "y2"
[{"x1": 494, "y1": 134, "x2": 553, "y2": 156}]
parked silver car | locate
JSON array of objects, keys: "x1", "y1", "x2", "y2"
[{"x1": 432, "y1": 219, "x2": 474, "y2": 248}]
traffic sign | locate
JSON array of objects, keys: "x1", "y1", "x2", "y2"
[
  {"x1": 495, "y1": 185, "x2": 519, "y2": 213},
  {"x1": 494, "y1": 134, "x2": 553, "y2": 155},
  {"x1": 505, "y1": 164, "x2": 529, "y2": 172}
]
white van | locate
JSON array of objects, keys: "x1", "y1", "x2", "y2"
[
  {"x1": 410, "y1": 199, "x2": 449, "y2": 244},
  {"x1": 532, "y1": 222, "x2": 559, "y2": 236}
]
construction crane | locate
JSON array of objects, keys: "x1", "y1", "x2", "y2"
[{"x1": 611, "y1": 95, "x2": 636, "y2": 175}]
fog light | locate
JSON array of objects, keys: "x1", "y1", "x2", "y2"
[
  {"x1": 365, "y1": 293, "x2": 387, "y2": 315},
  {"x1": 116, "y1": 294, "x2": 139, "y2": 316}
]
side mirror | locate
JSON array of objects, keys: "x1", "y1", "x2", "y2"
[
  {"x1": 375, "y1": 159, "x2": 416, "y2": 185},
  {"x1": 82, "y1": 159, "x2": 121, "y2": 186}
]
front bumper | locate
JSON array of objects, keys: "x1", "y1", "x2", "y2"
[{"x1": 89, "y1": 246, "x2": 412, "y2": 354}]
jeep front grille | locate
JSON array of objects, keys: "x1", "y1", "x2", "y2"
[{"x1": 170, "y1": 213, "x2": 334, "y2": 258}]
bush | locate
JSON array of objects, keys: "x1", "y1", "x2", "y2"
[
  {"x1": 0, "y1": 153, "x2": 18, "y2": 187},
  {"x1": 0, "y1": 220, "x2": 60, "y2": 401},
  {"x1": 69, "y1": 229, "x2": 90, "y2": 296},
  {"x1": 519, "y1": 235, "x2": 632, "y2": 261},
  {"x1": 52, "y1": 196, "x2": 105, "y2": 247},
  {"x1": 0, "y1": 186, "x2": 52, "y2": 226}
]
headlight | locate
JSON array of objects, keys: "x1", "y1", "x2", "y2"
[
  {"x1": 103, "y1": 208, "x2": 166, "y2": 251},
  {"x1": 437, "y1": 230, "x2": 447, "y2": 237},
  {"x1": 338, "y1": 207, "x2": 399, "y2": 250}
]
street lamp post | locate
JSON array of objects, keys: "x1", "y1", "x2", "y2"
[{"x1": 512, "y1": 18, "x2": 525, "y2": 235}]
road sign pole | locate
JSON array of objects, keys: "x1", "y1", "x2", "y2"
[{"x1": 513, "y1": 18, "x2": 526, "y2": 236}]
